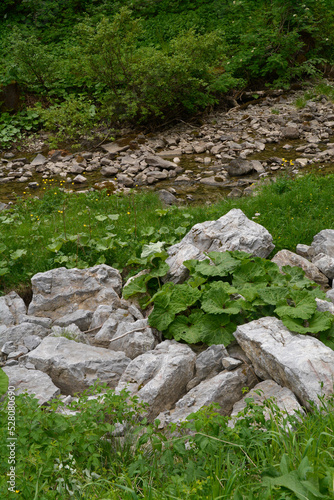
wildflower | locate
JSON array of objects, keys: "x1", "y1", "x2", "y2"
[{"x1": 127, "y1": 211, "x2": 131, "y2": 215}]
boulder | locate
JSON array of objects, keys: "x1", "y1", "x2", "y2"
[
  {"x1": 28, "y1": 265, "x2": 122, "y2": 319},
  {"x1": 116, "y1": 340, "x2": 196, "y2": 421},
  {"x1": 108, "y1": 319, "x2": 157, "y2": 359},
  {"x1": 310, "y1": 229, "x2": 334, "y2": 257},
  {"x1": 30, "y1": 154, "x2": 47, "y2": 167},
  {"x1": 281, "y1": 127, "x2": 300, "y2": 139},
  {"x1": 158, "y1": 189, "x2": 179, "y2": 206},
  {"x1": 187, "y1": 344, "x2": 228, "y2": 391},
  {"x1": 49, "y1": 324, "x2": 91, "y2": 344},
  {"x1": 271, "y1": 249, "x2": 328, "y2": 286},
  {"x1": 312, "y1": 253, "x2": 334, "y2": 280},
  {"x1": 233, "y1": 317, "x2": 334, "y2": 409},
  {"x1": 229, "y1": 380, "x2": 304, "y2": 428},
  {"x1": 53, "y1": 310, "x2": 93, "y2": 331},
  {"x1": 94, "y1": 309, "x2": 134, "y2": 347},
  {"x1": 0, "y1": 323, "x2": 49, "y2": 350},
  {"x1": 23, "y1": 336, "x2": 131, "y2": 395},
  {"x1": 101, "y1": 166, "x2": 118, "y2": 177},
  {"x1": 157, "y1": 365, "x2": 258, "y2": 426},
  {"x1": 165, "y1": 209, "x2": 275, "y2": 283},
  {"x1": 2, "y1": 366, "x2": 60, "y2": 405},
  {"x1": 0, "y1": 291, "x2": 26, "y2": 327}
]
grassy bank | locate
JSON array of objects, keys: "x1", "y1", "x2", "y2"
[
  {"x1": 0, "y1": 384, "x2": 333, "y2": 499},
  {"x1": 1, "y1": 173, "x2": 333, "y2": 294}
]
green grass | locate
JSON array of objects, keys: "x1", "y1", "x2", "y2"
[
  {"x1": 295, "y1": 82, "x2": 334, "y2": 108},
  {"x1": 1, "y1": 172, "x2": 334, "y2": 294},
  {"x1": 0, "y1": 385, "x2": 333, "y2": 499}
]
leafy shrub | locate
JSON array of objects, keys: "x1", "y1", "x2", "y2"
[
  {"x1": 36, "y1": 96, "x2": 98, "y2": 145},
  {"x1": 0, "y1": 108, "x2": 41, "y2": 149},
  {"x1": 76, "y1": 9, "x2": 240, "y2": 123},
  {"x1": 125, "y1": 250, "x2": 334, "y2": 347}
]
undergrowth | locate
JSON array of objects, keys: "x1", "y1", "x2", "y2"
[{"x1": 0, "y1": 383, "x2": 333, "y2": 499}]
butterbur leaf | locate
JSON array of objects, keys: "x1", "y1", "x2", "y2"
[
  {"x1": 46, "y1": 240, "x2": 63, "y2": 253},
  {"x1": 168, "y1": 315, "x2": 203, "y2": 344},
  {"x1": 257, "y1": 287, "x2": 288, "y2": 305},
  {"x1": 148, "y1": 306, "x2": 175, "y2": 331},
  {"x1": 122, "y1": 273, "x2": 149, "y2": 299},
  {"x1": 232, "y1": 261, "x2": 269, "y2": 287},
  {"x1": 148, "y1": 262, "x2": 169, "y2": 278},
  {"x1": 282, "y1": 311, "x2": 333, "y2": 334},
  {"x1": 10, "y1": 249, "x2": 27, "y2": 260},
  {"x1": 169, "y1": 284, "x2": 202, "y2": 314},
  {"x1": 202, "y1": 284, "x2": 242, "y2": 315},
  {"x1": 141, "y1": 241, "x2": 165, "y2": 259},
  {"x1": 282, "y1": 265, "x2": 316, "y2": 288},
  {"x1": 275, "y1": 290, "x2": 317, "y2": 320},
  {"x1": 198, "y1": 314, "x2": 236, "y2": 346},
  {"x1": 0, "y1": 367, "x2": 9, "y2": 397},
  {"x1": 197, "y1": 252, "x2": 240, "y2": 277}
]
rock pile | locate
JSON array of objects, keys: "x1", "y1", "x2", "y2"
[{"x1": 1, "y1": 210, "x2": 334, "y2": 425}]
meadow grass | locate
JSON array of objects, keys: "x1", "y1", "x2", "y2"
[
  {"x1": 0, "y1": 386, "x2": 333, "y2": 499},
  {"x1": 1, "y1": 172, "x2": 333, "y2": 294}
]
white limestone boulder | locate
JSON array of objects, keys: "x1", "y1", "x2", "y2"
[
  {"x1": 233, "y1": 317, "x2": 334, "y2": 409},
  {"x1": 28, "y1": 265, "x2": 122, "y2": 319},
  {"x1": 313, "y1": 253, "x2": 334, "y2": 280},
  {"x1": 0, "y1": 291, "x2": 26, "y2": 327},
  {"x1": 116, "y1": 340, "x2": 196, "y2": 421},
  {"x1": 165, "y1": 209, "x2": 275, "y2": 283},
  {"x1": 228, "y1": 380, "x2": 304, "y2": 428},
  {"x1": 3, "y1": 366, "x2": 60, "y2": 405},
  {"x1": 187, "y1": 344, "x2": 228, "y2": 390},
  {"x1": 0, "y1": 323, "x2": 50, "y2": 350},
  {"x1": 157, "y1": 365, "x2": 258, "y2": 426},
  {"x1": 310, "y1": 229, "x2": 334, "y2": 257},
  {"x1": 108, "y1": 319, "x2": 157, "y2": 359},
  {"x1": 23, "y1": 336, "x2": 131, "y2": 395}
]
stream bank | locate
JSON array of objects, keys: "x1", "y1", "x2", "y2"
[{"x1": 1, "y1": 87, "x2": 334, "y2": 206}]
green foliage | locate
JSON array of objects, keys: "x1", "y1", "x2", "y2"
[
  {"x1": 36, "y1": 96, "x2": 99, "y2": 145},
  {"x1": 0, "y1": 108, "x2": 41, "y2": 149},
  {"x1": 76, "y1": 9, "x2": 238, "y2": 122},
  {"x1": 140, "y1": 251, "x2": 334, "y2": 347},
  {"x1": 1, "y1": 385, "x2": 333, "y2": 499},
  {"x1": 0, "y1": 368, "x2": 8, "y2": 397}
]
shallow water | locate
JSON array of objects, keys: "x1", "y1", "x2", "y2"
[{"x1": 1, "y1": 137, "x2": 334, "y2": 205}]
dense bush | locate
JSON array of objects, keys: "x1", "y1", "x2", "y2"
[{"x1": 1, "y1": 0, "x2": 333, "y2": 142}]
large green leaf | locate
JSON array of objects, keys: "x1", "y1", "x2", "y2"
[
  {"x1": 199, "y1": 314, "x2": 236, "y2": 346},
  {"x1": 202, "y1": 282, "x2": 242, "y2": 315},
  {"x1": 168, "y1": 284, "x2": 202, "y2": 315},
  {"x1": 148, "y1": 305, "x2": 175, "y2": 331},
  {"x1": 141, "y1": 241, "x2": 166, "y2": 259},
  {"x1": 0, "y1": 368, "x2": 9, "y2": 397},
  {"x1": 232, "y1": 261, "x2": 269, "y2": 287},
  {"x1": 122, "y1": 273, "x2": 150, "y2": 299},
  {"x1": 275, "y1": 290, "x2": 317, "y2": 320},
  {"x1": 168, "y1": 314, "x2": 204, "y2": 344},
  {"x1": 257, "y1": 287, "x2": 289, "y2": 306},
  {"x1": 281, "y1": 311, "x2": 333, "y2": 334},
  {"x1": 282, "y1": 265, "x2": 316, "y2": 289},
  {"x1": 195, "y1": 252, "x2": 241, "y2": 278}
]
